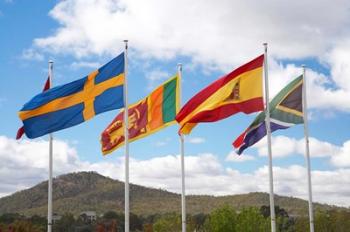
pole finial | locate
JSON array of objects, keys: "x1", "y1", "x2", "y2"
[
  {"x1": 302, "y1": 64, "x2": 306, "y2": 68},
  {"x1": 177, "y1": 63, "x2": 182, "y2": 70},
  {"x1": 263, "y1": 43, "x2": 268, "y2": 52},
  {"x1": 49, "y1": 60, "x2": 53, "y2": 64},
  {"x1": 123, "y1": 40, "x2": 128, "y2": 50}
]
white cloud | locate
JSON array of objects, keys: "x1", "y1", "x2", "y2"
[
  {"x1": 330, "y1": 141, "x2": 350, "y2": 168},
  {"x1": 254, "y1": 165, "x2": 350, "y2": 206},
  {"x1": 33, "y1": 0, "x2": 350, "y2": 63},
  {"x1": 154, "y1": 137, "x2": 172, "y2": 147},
  {"x1": 326, "y1": 40, "x2": 350, "y2": 91},
  {"x1": 187, "y1": 137, "x2": 205, "y2": 144},
  {"x1": 27, "y1": 0, "x2": 350, "y2": 113},
  {"x1": 267, "y1": 59, "x2": 350, "y2": 112},
  {"x1": 254, "y1": 135, "x2": 337, "y2": 158},
  {"x1": 70, "y1": 61, "x2": 101, "y2": 70},
  {"x1": 145, "y1": 69, "x2": 170, "y2": 90},
  {"x1": 2, "y1": 135, "x2": 350, "y2": 206},
  {"x1": 0, "y1": 136, "x2": 81, "y2": 196},
  {"x1": 226, "y1": 151, "x2": 255, "y2": 162},
  {"x1": 253, "y1": 135, "x2": 350, "y2": 169},
  {"x1": 21, "y1": 48, "x2": 44, "y2": 61}
]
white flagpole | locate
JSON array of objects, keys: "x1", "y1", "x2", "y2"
[
  {"x1": 263, "y1": 43, "x2": 276, "y2": 232},
  {"x1": 178, "y1": 64, "x2": 186, "y2": 232},
  {"x1": 47, "y1": 60, "x2": 53, "y2": 232},
  {"x1": 123, "y1": 40, "x2": 130, "y2": 232},
  {"x1": 302, "y1": 65, "x2": 315, "y2": 232}
]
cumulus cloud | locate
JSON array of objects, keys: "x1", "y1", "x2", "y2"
[
  {"x1": 70, "y1": 61, "x2": 101, "y2": 70},
  {"x1": 2, "y1": 135, "x2": 350, "y2": 206},
  {"x1": 0, "y1": 136, "x2": 81, "y2": 196},
  {"x1": 267, "y1": 59, "x2": 350, "y2": 112},
  {"x1": 25, "y1": 0, "x2": 350, "y2": 113},
  {"x1": 330, "y1": 141, "x2": 350, "y2": 168},
  {"x1": 145, "y1": 69, "x2": 170, "y2": 90},
  {"x1": 187, "y1": 137, "x2": 206, "y2": 144},
  {"x1": 226, "y1": 151, "x2": 255, "y2": 162},
  {"x1": 254, "y1": 135, "x2": 338, "y2": 158},
  {"x1": 252, "y1": 134, "x2": 350, "y2": 168},
  {"x1": 21, "y1": 48, "x2": 44, "y2": 61},
  {"x1": 33, "y1": 0, "x2": 350, "y2": 62},
  {"x1": 153, "y1": 137, "x2": 172, "y2": 147}
]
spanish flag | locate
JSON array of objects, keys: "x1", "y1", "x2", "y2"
[
  {"x1": 101, "y1": 75, "x2": 179, "y2": 155},
  {"x1": 175, "y1": 55, "x2": 264, "y2": 134},
  {"x1": 18, "y1": 53, "x2": 125, "y2": 139}
]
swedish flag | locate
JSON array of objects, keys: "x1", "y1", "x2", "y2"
[{"x1": 18, "y1": 53, "x2": 125, "y2": 139}]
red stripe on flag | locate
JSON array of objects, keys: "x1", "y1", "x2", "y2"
[
  {"x1": 233, "y1": 130, "x2": 247, "y2": 148},
  {"x1": 183, "y1": 97, "x2": 263, "y2": 124},
  {"x1": 16, "y1": 126, "x2": 25, "y2": 140},
  {"x1": 175, "y1": 55, "x2": 264, "y2": 123},
  {"x1": 43, "y1": 77, "x2": 51, "y2": 91}
]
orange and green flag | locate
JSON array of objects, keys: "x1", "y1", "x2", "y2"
[
  {"x1": 175, "y1": 55, "x2": 264, "y2": 134},
  {"x1": 101, "y1": 75, "x2": 180, "y2": 155}
]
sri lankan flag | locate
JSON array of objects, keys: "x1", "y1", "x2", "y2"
[
  {"x1": 101, "y1": 75, "x2": 179, "y2": 155},
  {"x1": 18, "y1": 53, "x2": 125, "y2": 139},
  {"x1": 175, "y1": 55, "x2": 264, "y2": 134},
  {"x1": 233, "y1": 75, "x2": 303, "y2": 154}
]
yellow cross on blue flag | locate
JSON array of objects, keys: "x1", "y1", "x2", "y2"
[{"x1": 18, "y1": 52, "x2": 125, "y2": 139}]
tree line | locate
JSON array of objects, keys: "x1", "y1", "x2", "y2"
[{"x1": 0, "y1": 205, "x2": 349, "y2": 231}]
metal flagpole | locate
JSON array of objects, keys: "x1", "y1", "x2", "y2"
[
  {"x1": 123, "y1": 40, "x2": 130, "y2": 232},
  {"x1": 47, "y1": 60, "x2": 53, "y2": 232},
  {"x1": 302, "y1": 65, "x2": 315, "y2": 232},
  {"x1": 178, "y1": 64, "x2": 186, "y2": 232},
  {"x1": 263, "y1": 43, "x2": 276, "y2": 232}
]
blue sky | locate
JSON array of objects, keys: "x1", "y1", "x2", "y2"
[{"x1": 1, "y1": 0, "x2": 350, "y2": 207}]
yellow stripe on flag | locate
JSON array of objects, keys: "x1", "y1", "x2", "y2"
[
  {"x1": 179, "y1": 67, "x2": 262, "y2": 128},
  {"x1": 19, "y1": 74, "x2": 125, "y2": 120}
]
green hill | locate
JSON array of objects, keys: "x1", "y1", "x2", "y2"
[{"x1": 0, "y1": 171, "x2": 345, "y2": 217}]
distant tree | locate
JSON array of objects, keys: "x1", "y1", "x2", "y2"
[
  {"x1": 0, "y1": 213, "x2": 23, "y2": 224},
  {"x1": 153, "y1": 213, "x2": 181, "y2": 232},
  {"x1": 276, "y1": 215, "x2": 294, "y2": 232},
  {"x1": 53, "y1": 213, "x2": 75, "y2": 232},
  {"x1": 130, "y1": 213, "x2": 143, "y2": 231},
  {"x1": 204, "y1": 205, "x2": 237, "y2": 232},
  {"x1": 143, "y1": 223, "x2": 153, "y2": 232},
  {"x1": 11, "y1": 220, "x2": 43, "y2": 232},
  {"x1": 260, "y1": 205, "x2": 294, "y2": 232},
  {"x1": 75, "y1": 226, "x2": 92, "y2": 232},
  {"x1": 103, "y1": 211, "x2": 119, "y2": 220},
  {"x1": 30, "y1": 215, "x2": 46, "y2": 229},
  {"x1": 0, "y1": 223, "x2": 6, "y2": 232},
  {"x1": 143, "y1": 214, "x2": 161, "y2": 224},
  {"x1": 293, "y1": 216, "x2": 309, "y2": 232},
  {"x1": 315, "y1": 211, "x2": 333, "y2": 232},
  {"x1": 102, "y1": 210, "x2": 125, "y2": 230},
  {"x1": 192, "y1": 213, "x2": 207, "y2": 231},
  {"x1": 260, "y1": 205, "x2": 288, "y2": 218},
  {"x1": 96, "y1": 223, "x2": 105, "y2": 232},
  {"x1": 79, "y1": 213, "x2": 88, "y2": 224},
  {"x1": 330, "y1": 210, "x2": 350, "y2": 232},
  {"x1": 236, "y1": 207, "x2": 270, "y2": 232},
  {"x1": 260, "y1": 205, "x2": 270, "y2": 218}
]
